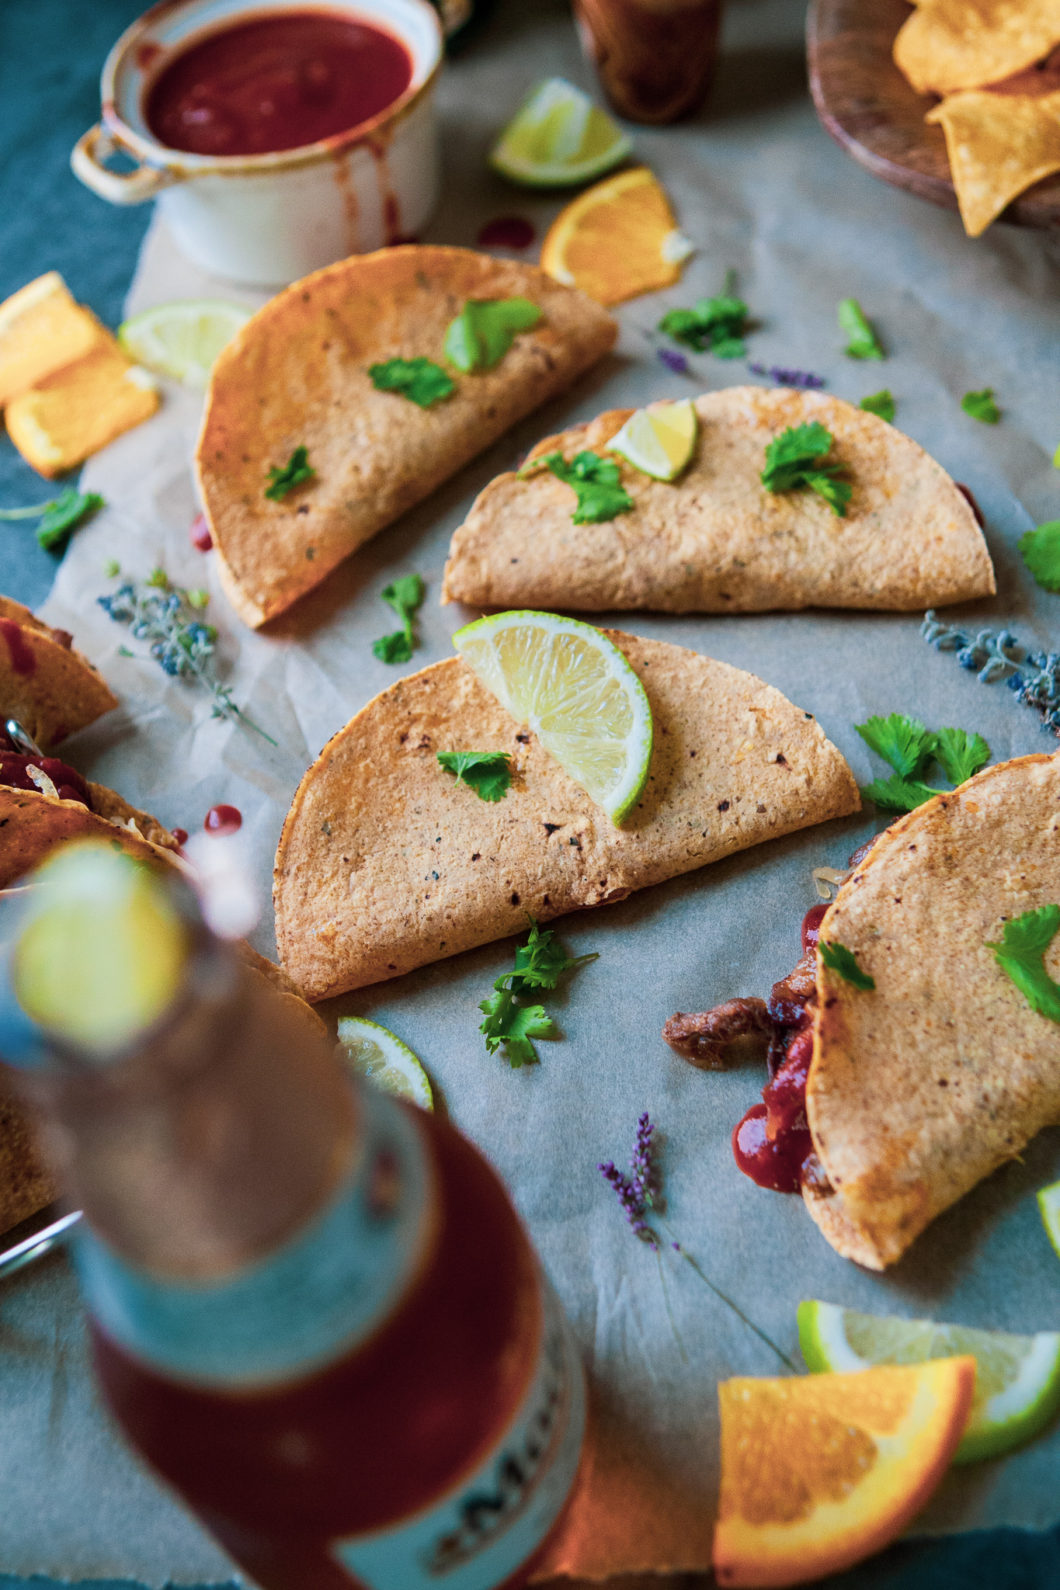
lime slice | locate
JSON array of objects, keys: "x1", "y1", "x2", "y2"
[
  {"x1": 336, "y1": 1017, "x2": 433, "y2": 1110},
  {"x1": 117, "y1": 299, "x2": 252, "y2": 387},
  {"x1": 608, "y1": 399, "x2": 698, "y2": 481},
  {"x1": 1039, "y1": 1180, "x2": 1060, "y2": 1260},
  {"x1": 490, "y1": 77, "x2": 632, "y2": 188},
  {"x1": 453, "y1": 610, "x2": 653, "y2": 824},
  {"x1": 798, "y1": 1299, "x2": 1060, "y2": 1465}
]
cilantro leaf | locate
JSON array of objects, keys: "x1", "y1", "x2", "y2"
[
  {"x1": 761, "y1": 423, "x2": 851, "y2": 517},
  {"x1": 987, "y1": 904, "x2": 1060, "y2": 1023},
  {"x1": 1019, "y1": 520, "x2": 1060, "y2": 592},
  {"x1": 859, "y1": 389, "x2": 895, "y2": 424},
  {"x1": 838, "y1": 298, "x2": 884, "y2": 361},
  {"x1": 265, "y1": 446, "x2": 315, "y2": 501},
  {"x1": 819, "y1": 940, "x2": 876, "y2": 990},
  {"x1": 0, "y1": 487, "x2": 104, "y2": 551},
  {"x1": 437, "y1": 750, "x2": 513, "y2": 802},
  {"x1": 534, "y1": 450, "x2": 634, "y2": 525},
  {"x1": 855, "y1": 714, "x2": 936, "y2": 778},
  {"x1": 861, "y1": 774, "x2": 944, "y2": 813},
  {"x1": 372, "y1": 630, "x2": 414, "y2": 664},
  {"x1": 962, "y1": 388, "x2": 1000, "y2": 425},
  {"x1": 479, "y1": 986, "x2": 554, "y2": 1068},
  {"x1": 372, "y1": 573, "x2": 425, "y2": 663},
  {"x1": 369, "y1": 357, "x2": 455, "y2": 408},
  {"x1": 444, "y1": 298, "x2": 542, "y2": 373},
  {"x1": 933, "y1": 726, "x2": 990, "y2": 786},
  {"x1": 511, "y1": 919, "x2": 598, "y2": 989},
  {"x1": 658, "y1": 280, "x2": 749, "y2": 358}
]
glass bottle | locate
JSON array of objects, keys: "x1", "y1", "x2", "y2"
[{"x1": 573, "y1": 0, "x2": 724, "y2": 124}]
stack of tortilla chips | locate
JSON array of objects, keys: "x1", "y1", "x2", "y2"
[{"x1": 894, "y1": 0, "x2": 1060, "y2": 236}]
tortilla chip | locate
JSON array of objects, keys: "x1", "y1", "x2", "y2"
[
  {"x1": 927, "y1": 88, "x2": 1060, "y2": 237},
  {"x1": 0, "y1": 598, "x2": 117, "y2": 749},
  {"x1": 196, "y1": 245, "x2": 617, "y2": 629},
  {"x1": 0, "y1": 271, "x2": 112, "y2": 407},
  {"x1": 5, "y1": 344, "x2": 160, "y2": 478},
  {"x1": 805, "y1": 754, "x2": 1060, "y2": 1270},
  {"x1": 895, "y1": 0, "x2": 1060, "y2": 96},
  {"x1": 0, "y1": 786, "x2": 179, "y2": 891},
  {"x1": 441, "y1": 388, "x2": 995, "y2": 614},
  {"x1": 274, "y1": 633, "x2": 859, "y2": 1001}
]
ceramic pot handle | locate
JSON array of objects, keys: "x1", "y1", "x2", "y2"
[{"x1": 71, "y1": 125, "x2": 172, "y2": 205}]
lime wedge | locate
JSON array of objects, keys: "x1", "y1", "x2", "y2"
[
  {"x1": 453, "y1": 610, "x2": 653, "y2": 824},
  {"x1": 336, "y1": 1016, "x2": 433, "y2": 1110},
  {"x1": 118, "y1": 299, "x2": 252, "y2": 387},
  {"x1": 608, "y1": 398, "x2": 698, "y2": 481},
  {"x1": 1039, "y1": 1180, "x2": 1060, "y2": 1260},
  {"x1": 798, "y1": 1299, "x2": 1060, "y2": 1465},
  {"x1": 490, "y1": 77, "x2": 632, "y2": 188}
]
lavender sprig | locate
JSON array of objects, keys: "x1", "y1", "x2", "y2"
[
  {"x1": 99, "y1": 568, "x2": 277, "y2": 746},
  {"x1": 656, "y1": 347, "x2": 691, "y2": 376},
  {"x1": 748, "y1": 362, "x2": 826, "y2": 390},
  {"x1": 599, "y1": 1113, "x2": 796, "y2": 1370},
  {"x1": 922, "y1": 611, "x2": 1060, "y2": 735}
]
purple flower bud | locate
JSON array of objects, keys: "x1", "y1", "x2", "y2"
[{"x1": 657, "y1": 347, "x2": 690, "y2": 376}]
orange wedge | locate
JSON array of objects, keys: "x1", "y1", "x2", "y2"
[
  {"x1": 713, "y1": 1359, "x2": 976, "y2": 1588},
  {"x1": 539, "y1": 167, "x2": 694, "y2": 306}
]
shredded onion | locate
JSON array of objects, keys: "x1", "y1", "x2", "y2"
[
  {"x1": 811, "y1": 864, "x2": 849, "y2": 901},
  {"x1": 26, "y1": 764, "x2": 59, "y2": 801}
]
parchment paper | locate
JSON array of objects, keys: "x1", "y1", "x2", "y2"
[{"x1": 2, "y1": 0, "x2": 1060, "y2": 1582}]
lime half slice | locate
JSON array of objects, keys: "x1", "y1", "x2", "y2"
[
  {"x1": 336, "y1": 1017, "x2": 433, "y2": 1110},
  {"x1": 1039, "y1": 1180, "x2": 1060, "y2": 1260},
  {"x1": 608, "y1": 398, "x2": 698, "y2": 481},
  {"x1": 798, "y1": 1299, "x2": 1060, "y2": 1465},
  {"x1": 454, "y1": 610, "x2": 653, "y2": 825},
  {"x1": 490, "y1": 77, "x2": 632, "y2": 188},
  {"x1": 118, "y1": 299, "x2": 252, "y2": 387}
]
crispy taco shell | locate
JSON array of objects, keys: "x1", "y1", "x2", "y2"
[
  {"x1": 805, "y1": 753, "x2": 1060, "y2": 1270},
  {"x1": 0, "y1": 596, "x2": 117, "y2": 749},
  {"x1": 0, "y1": 784, "x2": 180, "y2": 891},
  {"x1": 441, "y1": 388, "x2": 995, "y2": 615},
  {"x1": 274, "y1": 633, "x2": 859, "y2": 1001},
  {"x1": 196, "y1": 245, "x2": 617, "y2": 629}
]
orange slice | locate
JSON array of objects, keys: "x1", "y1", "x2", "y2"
[
  {"x1": 539, "y1": 167, "x2": 694, "y2": 306},
  {"x1": 714, "y1": 1359, "x2": 976, "y2": 1588}
]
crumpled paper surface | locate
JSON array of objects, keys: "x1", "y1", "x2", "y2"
[{"x1": 2, "y1": 0, "x2": 1060, "y2": 1583}]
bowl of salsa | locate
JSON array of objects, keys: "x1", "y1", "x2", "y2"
[{"x1": 72, "y1": 0, "x2": 444, "y2": 286}]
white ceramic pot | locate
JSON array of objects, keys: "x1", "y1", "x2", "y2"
[{"x1": 72, "y1": 0, "x2": 444, "y2": 287}]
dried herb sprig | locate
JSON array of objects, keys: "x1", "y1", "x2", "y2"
[
  {"x1": 748, "y1": 362, "x2": 826, "y2": 391},
  {"x1": 99, "y1": 568, "x2": 276, "y2": 745},
  {"x1": 922, "y1": 611, "x2": 1060, "y2": 736}
]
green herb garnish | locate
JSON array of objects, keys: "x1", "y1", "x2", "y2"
[
  {"x1": 265, "y1": 446, "x2": 315, "y2": 501},
  {"x1": 820, "y1": 940, "x2": 875, "y2": 991},
  {"x1": 658, "y1": 273, "x2": 749, "y2": 359},
  {"x1": 0, "y1": 487, "x2": 104, "y2": 551},
  {"x1": 962, "y1": 388, "x2": 1000, "y2": 424},
  {"x1": 372, "y1": 573, "x2": 425, "y2": 664},
  {"x1": 856, "y1": 714, "x2": 936, "y2": 778},
  {"x1": 444, "y1": 298, "x2": 542, "y2": 373},
  {"x1": 987, "y1": 905, "x2": 1060, "y2": 1022},
  {"x1": 479, "y1": 920, "x2": 597, "y2": 1068},
  {"x1": 760, "y1": 422, "x2": 851, "y2": 516},
  {"x1": 933, "y1": 726, "x2": 991, "y2": 786},
  {"x1": 528, "y1": 450, "x2": 635, "y2": 524},
  {"x1": 838, "y1": 298, "x2": 884, "y2": 361},
  {"x1": 369, "y1": 357, "x2": 455, "y2": 408},
  {"x1": 437, "y1": 750, "x2": 512, "y2": 802},
  {"x1": 859, "y1": 390, "x2": 895, "y2": 423},
  {"x1": 1019, "y1": 521, "x2": 1060, "y2": 592},
  {"x1": 855, "y1": 711, "x2": 990, "y2": 812}
]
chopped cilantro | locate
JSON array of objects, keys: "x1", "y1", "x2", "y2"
[
  {"x1": 860, "y1": 775, "x2": 943, "y2": 812},
  {"x1": 856, "y1": 714, "x2": 935, "y2": 779},
  {"x1": 0, "y1": 487, "x2": 104, "y2": 551},
  {"x1": 760, "y1": 422, "x2": 851, "y2": 517},
  {"x1": 987, "y1": 905, "x2": 1060, "y2": 1023},
  {"x1": 437, "y1": 750, "x2": 512, "y2": 802},
  {"x1": 1019, "y1": 520, "x2": 1060, "y2": 592},
  {"x1": 530, "y1": 450, "x2": 635, "y2": 524},
  {"x1": 511, "y1": 919, "x2": 597, "y2": 990},
  {"x1": 820, "y1": 940, "x2": 875, "y2": 990},
  {"x1": 479, "y1": 920, "x2": 597, "y2": 1068},
  {"x1": 372, "y1": 572, "x2": 425, "y2": 664},
  {"x1": 855, "y1": 711, "x2": 991, "y2": 812},
  {"x1": 859, "y1": 390, "x2": 895, "y2": 423},
  {"x1": 265, "y1": 446, "x2": 315, "y2": 501},
  {"x1": 838, "y1": 298, "x2": 884, "y2": 361},
  {"x1": 369, "y1": 357, "x2": 455, "y2": 408},
  {"x1": 933, "y1": 726, "x2": 990, "y2": 786},
  {"x1": 444, "y1": 298, "x2": 542, "y2": 373},
  {"x1": 962, "y1": 388, "x2": 1000, "y2": 424},
  {"x1": 658, "y1": 274, "x2": 749, "y2": 358}
]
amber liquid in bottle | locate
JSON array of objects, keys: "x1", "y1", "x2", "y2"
[{"x1": 574, "y1": 0, "x2": 723, "y2": 124}]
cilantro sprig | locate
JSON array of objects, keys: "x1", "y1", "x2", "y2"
[
  {"x1": 0, "y1": 487, "x2": 104, "y2": 550},
  {"x1": 437, "y1": 750, "x2": 512, "y2": 802},
  {"x1": 372, "y1": 573, "x2": 425, "y2": 664},
  {"x1": 987, "y1": 905, "x2": 1060, "y2": 1023},
  {"x1": 444, "y1": 298, "x2": 542, "y2": 373},
  {"x1": 479, "y1": 920, "x2": 598, "y2": 1068},
  {"x1": 265, "y1": 445, "x2": 315, "y2": 501},
  {"x1": 658, "y1": 273, "x2": 750, "y2": 359},
  {"x1": 369, "y1": 357, "x2": 455, "y2": 408},
  {"x1": 962, "y1": 388, "x2": 1000, "y2": 425},
  {"x1": 856, "y1": 712, "x2": 990, "y2": 812},
  {"x1": 860, "y1": 390, "x2": 895, "y2": 423},
  {"x1": 526, "y1": 450, "x2": 634, "y2": 525},
  {"x1": 760, "y1": 422, "x2": 851, "y2": 517},
  {"x1": 1019, "y1": 520, "x2": 1060, "y2": 592},
  {"x1": 819, "y1": 940, "x2": 875, "y2": 991},
  {"x1": 838, "y1": 298, "x2": 884, "y2": 361}
]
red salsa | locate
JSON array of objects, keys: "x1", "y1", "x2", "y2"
[
  {"x1": 204, "y1": 803, "x2": 243, "y2": 836},
  {"x1": 145, "y1": 10, "x2": 414, "y2": 157}
]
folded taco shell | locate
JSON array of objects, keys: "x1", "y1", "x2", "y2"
[
  {"x1": 0, "y1": 596, "x2": 117, "y2": 749},
  {"x1": 274, "y1": 632, "x2": 859, "y2": 1001},
  {"x1": 441, "y1": 387, "x2": 995, "y2": 614},
  {"x1": 0, "y1": 784, "x2": 180, "y2": 891},
  {"x1": 805, "y1": 754, "x2": 1060, "y2": 1269},
  {"x1": 196, "y1": 245, "x2": 616, "y2": 628}
]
